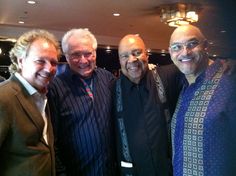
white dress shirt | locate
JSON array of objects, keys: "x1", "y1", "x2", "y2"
[{"x1": 15, "y1": 72, "x2": 48, "y2": 144}]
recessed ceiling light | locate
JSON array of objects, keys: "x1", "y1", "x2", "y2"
[
  {"x1": 106, "y1": 46, "x2": 111, "y2": 53},
  {"x1": 27, "y1": 0, "x2": 36, "y2": 4},
  {"x1": 113, "y1": 13, "x2": 120, "y2": 17},
  {"x1": 220, "y1": 30, "x2": 226, "y2": 33},
  {"x1": 161, "y1": 49, "x2": 166, "y2": 53},
  {"x1": 209, "y1": 41, "x2": 214, "y2": 45},
  {"x1": 18, "y1": 21, "x2": 25, "y2": 24},
  {"x1": 147, "y1": 48, "x2": 151, "y2": 52}
]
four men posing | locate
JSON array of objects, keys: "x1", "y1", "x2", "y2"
[{"x1": 0, "y1": 24, "x2": 235, "y2": 176}]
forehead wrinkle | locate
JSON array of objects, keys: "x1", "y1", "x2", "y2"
[
  {"x1": 170, "y1": 25, "x2": 206, "y2": 45},
  {"x1": 171, "y1": 37, "x2": 199, "y2": 45},
  {"x1": 119, "y1": 35, "x2": 146, "y2": 53}
]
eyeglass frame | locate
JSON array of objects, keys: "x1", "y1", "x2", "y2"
[
  {"x1": 169, "y1": 39, "x2": 206, "y2": 53},
  {"x1": 66, "y1": 50, "x2": 95, "y2": 61}
]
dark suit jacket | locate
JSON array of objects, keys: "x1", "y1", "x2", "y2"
[{"x1": 0, "y1": 75, "x2": 55, "y2": 176}]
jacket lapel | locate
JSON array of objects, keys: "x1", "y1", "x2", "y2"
[
  {"x1": 11, "y1": 76, "x2": 49, "y2": 146},
  {"x1": 46, "y1": 104, "x2": 55, "y2": 148}
]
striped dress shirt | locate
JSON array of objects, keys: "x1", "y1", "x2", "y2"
[{"x1": 48, "y1": 66, "x2": 118, "y2": 176}]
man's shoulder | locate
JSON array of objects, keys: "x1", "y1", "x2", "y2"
[
  {"x1": 51, "y1": 70, "x2": 70, "y2": 85},
  {"x1": 156, "y1": 64, "x2": 183, "y2": 80},
  {"x1": 95, "y1": 67, "x2": 115, "y2": 80},
  {"x1": 0, "y1": 80, "x2": 11, "y2": 92},
  {"x1": 0, "y1": 75, "x2": 5, "y2": 82},
  {"x1": 156, "y1": 63, "x2": 179, "y2": 73},
  {"x1": 48, "y1": 74, "x2": 68, "y2": 92},
  {"x1": 0, "y1": 78, "x2": 21, "y2": 99},
  {"x1": 95, "y1": 67, "x2": 113, "y2": 75}
]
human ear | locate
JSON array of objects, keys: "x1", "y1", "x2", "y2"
[
  {"x1": 203, "y1": 40, "x2": 208, "y2": 51},
  {"x1": 17, "y1": 57, "x2": 24, "y2": 69}
]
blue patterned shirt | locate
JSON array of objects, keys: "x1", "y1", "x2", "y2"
[{"x1": 171, "y1": 60, "x2": 236, "y2": 176}]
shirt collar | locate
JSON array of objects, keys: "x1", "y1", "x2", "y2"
[
  {"x1": 121, "y1": 70, "x2": 148, "y2": 90},
  {"x1": 64, "y1": 65, "x2": 96, "y2": 81},
  {"x1": 15, "y1": 72, "x2": 37, "y2": 96},
  {"x1": 205, "y1": 59, "x2": 222, "y2": 79},
  {"x1": 182, "y1": 59, "x2": 222, "y2": 90}
]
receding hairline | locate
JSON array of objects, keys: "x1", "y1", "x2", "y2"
[
  {"x1": 61, "y1": 28, "x2": 97, "y2": 53},
  {"x1": 118, "y1": 34, "x2": 146, "y2": 51},
  {"x1": 170, "y1": 25, "x2": 206, "y2": 44}
]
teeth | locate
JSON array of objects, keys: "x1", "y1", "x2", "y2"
[
  {"x1": 180, "y1": 58, "x2": 191, "y2": 62},
  {"x1": 128, "y1": 67, "x2": 138, "y2": 70},
  {"x1": 40, "y1": 75, "x2": 49, "y2": 78},
  {"x1": 79, "y1": 66, "x2": 88, "y2": 69},
  {"x1": 39, "y1": 73, "x2": 50, "y2": 78}
]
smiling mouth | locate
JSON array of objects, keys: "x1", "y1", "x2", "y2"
[
  {"x1": 39, "y1": 76, "x2": 50, "y2": 80},
  {"x1": 79, "y1": 64, "x2": 90, "y2": 69},
  {"x1": 179, "y1": 57, "x2": 192, "y2": 62},
  {"x1": 38, "y1": 73, "x2": 51, "y2": 79},
  {"x1": 128, "y1": 66, "x2": 140, "y2": 71}
]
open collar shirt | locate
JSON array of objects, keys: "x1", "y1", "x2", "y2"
[{"x1": 15, "y1": 72, "x2": 48, "y2": 144}]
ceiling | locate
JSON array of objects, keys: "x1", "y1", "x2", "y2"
[{"x1": 0, "y1": 0, "x2": 235, "y2": 58}]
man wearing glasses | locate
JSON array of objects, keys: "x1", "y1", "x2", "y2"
[
  {"x1": 48, "y1": 28, "x2": 117, "y2": 176},
  {"x1": 169, "y1": 25, "x2": 236, "y2": 176},
  {"x1": 113, "y1": 34, "x2": 183, "y2": 175}
]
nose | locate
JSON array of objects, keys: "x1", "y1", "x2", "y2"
[
  {"x1": 44, "y1": 61, "x2": 57, "y2": 73},
  {"x1": 78, "y1": 55, "x2": 88, "y2": 63},
  {"x1": 127, "y1": 54, "x2": 138, "y2": 63},
  {"x1": 181, "y1": 45, "x2": 191, "y2": 55}
]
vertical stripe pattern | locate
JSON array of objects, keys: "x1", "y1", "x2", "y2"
[{"x1": 48, "y1": 67, "x2": 117, "y2": 176}]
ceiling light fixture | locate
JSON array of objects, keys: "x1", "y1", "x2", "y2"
[
  {"x1": 161, "y1": 49, "x2": 166, "y2": 53},
  {"x1": 27, "y1": 0, "x2": 36, "y2": 4},
  {"x1": 113, "y1": 13, "x2": 120, "y2": 17},
  {"x1": 106, "y1": 46, "x2": 111, "y2": 53},
  {"x1": 209, "y1": 41, "x2": 214, "y2": 45},
  {"x1": 18, "y1": 21, "x2": 25, "y2": 24},
  {"x1": 159, "y1": 3, "x2": 201, "y2": 27}
]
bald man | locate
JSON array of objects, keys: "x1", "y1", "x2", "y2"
[
  {"x1": 113, "y1": 34, "x2": 183, "y2": 175},
  {"x1": 169, "y1": 25, "x2": 236, "y2": 176}
]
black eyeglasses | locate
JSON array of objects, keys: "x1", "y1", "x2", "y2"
[
  {"x1": 119, "y1": 49, "x2": 144, "y2": 60},
  {"x1": 170, "y1": 40, "x2": 204, "y2": 53},
  {"x1": 68, "y1": 51, "x2": 94, "y2": 61}
]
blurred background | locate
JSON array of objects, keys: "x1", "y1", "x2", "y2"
[{"x1": 0, "y1": 0, "x2": 235, "y2": 78}]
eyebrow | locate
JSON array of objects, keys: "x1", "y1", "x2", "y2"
[{"x1": 171, "y1": 37, "x2": 199, "y2": 45}]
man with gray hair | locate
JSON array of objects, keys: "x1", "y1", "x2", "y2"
[
  {"x1": 48, "y1": 28, "x2": 117, "y2": 176},
  {"x1": 0, "y1": 29, "x2": 61, "y2": 176}
]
